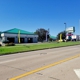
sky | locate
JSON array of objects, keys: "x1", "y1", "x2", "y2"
[{"x1": 0, "y1": 0, "x2": 80, "y2": 36}]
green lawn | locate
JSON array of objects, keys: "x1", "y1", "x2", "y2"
[{"x1": 0, "y1": 41, "x2": 80, "y2": 55}]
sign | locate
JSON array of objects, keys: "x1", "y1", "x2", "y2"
[{"x1": 66, "y1": 27, "x2": 75, "y2": 33}]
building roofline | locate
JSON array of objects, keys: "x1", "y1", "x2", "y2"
[{"x1": 2, "y1": 28, "x2": 35, "y2": 35}]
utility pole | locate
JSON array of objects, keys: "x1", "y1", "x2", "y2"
[
  {"x1": 46, "y1": 28, "x2": 49, "y2": 42},
  {"x1": 64, "y1": 23, "x2": 67, "y2": 41},
  {"x1": 64, "y1": 23, "x2": 67, "y2": 31}
]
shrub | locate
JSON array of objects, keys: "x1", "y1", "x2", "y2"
[
  {"x1": 2, "y1": 40, "x2": 9, "y2": 43},
  {"x1": 5, "y1": 43, "x2": 15, "y2": 46}
]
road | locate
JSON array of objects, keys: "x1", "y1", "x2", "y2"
[{"x1": 0, "y1": 45, "x2": 80, "y2": 80}]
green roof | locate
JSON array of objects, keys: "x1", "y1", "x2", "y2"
[
  {"x1": 50, "y1": 35, "x2": 57, "y2": 39},
  {"x1": 3, "y1": 28, "x2": 34, "y2": 35}
]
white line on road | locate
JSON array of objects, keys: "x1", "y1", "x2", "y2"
[
  {"x1": 0, "y1": 59, "x2": 17, "y2": 64},
  {"x1": 74, "y1": 69, "x2": 80, "y2": 79}
]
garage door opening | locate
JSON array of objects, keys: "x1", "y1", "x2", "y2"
[
  {"x1": 7, "y1": 37, "x2": 15, "y2": 43},
  {"x1": 20, "y1": 38, "x2": 24, "y2": 43},
  {"x1": 27, "y1": 38, "x2": 33, "y2": 43}
]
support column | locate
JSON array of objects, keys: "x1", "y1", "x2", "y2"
[
  {"x1": 24, "y1": 37, "x2": 28, "y2": 43},
  {"x1": 15, "y1": 37, "x2": 18, "y2": 43},
  {"x1": 33, "y1": 37, "x2": 38, "y2": 43}
]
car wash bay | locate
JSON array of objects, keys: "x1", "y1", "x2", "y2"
[
  {"x1": 1, "y1": 28, "x2": 38, "y2": 43},
  {"x1": 6, "y1": 36, "x2": 37, "y2": 43}
]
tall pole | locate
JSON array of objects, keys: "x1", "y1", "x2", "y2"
[
  {"x1": 46, "y1": 28, "x2": 49, "y2": 42},
  {"x1": 64, "y1": 23, "x2": 66, "y2": 31},
  {"x1": 64, "y1": 23, "x2": 67, "y2": 41}
]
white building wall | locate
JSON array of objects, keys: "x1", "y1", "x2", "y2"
[
  {"x1": 1, "y1": 33, "x2": 38, "y2": 43},
  {"x1": 1, "y1": 33, "x2": 38, "y2": 38},
  {"x1": 2, "y1": 36, "x2": 7, "y2": 41}
]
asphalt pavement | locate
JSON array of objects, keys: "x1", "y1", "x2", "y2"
[{"x1": 0, "y1": 45, "x2": 80, "y2": 80}]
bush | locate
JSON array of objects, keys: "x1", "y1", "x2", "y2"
[
  {"x1": 2, "y1": 40, "x2": 9, "y2": 43},
  {"x1": 5, "y1": 43, "x2": 15, "y2": 46}
]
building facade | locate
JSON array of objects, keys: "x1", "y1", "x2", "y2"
[{"x1": 1, "y1": 28, "x2": 38, "y2": 43}]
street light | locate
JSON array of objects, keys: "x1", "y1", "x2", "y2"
[
  {"x1": 64, "y1": 23, "x2": 67, "y2": 41},
  {"x1": 64, "y1": 23, "x2": 66, "y2": 31}
]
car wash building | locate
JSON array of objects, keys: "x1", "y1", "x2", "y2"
[{"x1": 1, "y1": 28, "x2": 38, "y2": 43}]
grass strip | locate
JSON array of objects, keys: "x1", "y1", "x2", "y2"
[{"x1": 0, "y1": 41, "x2": 80, "y2": 55}]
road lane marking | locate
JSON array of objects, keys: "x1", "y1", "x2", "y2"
[
  {"x1": 74, "y1": 69, "x2": 80, "y2": 79},
  {"x1": 10, "y1": 54, "x2": 80, "y2": 80},
  {"x1": 0, "y1": 59, "x2": 17, "y2": 64}
]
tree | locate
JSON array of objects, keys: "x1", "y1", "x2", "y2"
[
  {"x1": 34, "y1": 28, "x2": 50, "y2": 42},
  {"x1": 57, "y1": 31, "x2": 66, "y2": 41}
]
